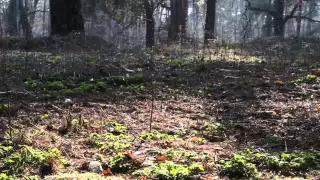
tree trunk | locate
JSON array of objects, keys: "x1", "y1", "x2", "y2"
[
  {"x1": 168, "y1": 0, "x2": 188, "y2": 42},
  {"x1": 263, "y1": 14, "x2": 272, "y2": 37},
  {"x1": 42, "y1": 0, "x2": 47, "y2": 36},
  {"x1": 306, "y1": 0, "x2": 316, "y2": 33},
  {"x1": 7, "y1": 0, "x2": 18, "y2": 36},
  {"x1": 262, "y1": 0, "x2": 272, "y2": 37},
  {"x1": 204, "y1": 0, "x2": 216, "y2": 44},
  {"x1": 29, "y1": 0, "x2": 40, "y2": 28},
  {"x1": 273, "y1": 0, "x2": 285, "y2": 37},
  {"x1": 179, "y1": 0, "x2": 187, "y2": 36},
  {"x1": 273, "y1": 18, "x2": 285, "y2": 36},
  {"x1": 114, "y1": 0, "x2": 125, "y2": 8},
  {"x1": 18, "y1": 0, "x2": 32, "y2": 39},
  {"x1": 144, "y1": 0, "x2": 154, "y2": 48},
  {"x1": 49, "y1": 0, "x2": 84, "y2": 36}
]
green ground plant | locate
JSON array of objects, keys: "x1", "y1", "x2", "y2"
[
  {"x1": 88, "y1": 133, "x2": 134, "y2": 153},
  {"x1": 106, "y1": 152, "x2": 141, "y2": 173},
  {"x1": 0, "y1": 145, "x2": 67, "y2": 178},
  {"x1": 105, "y1": 120, "x2": 128, "y2": 134},
  {"x1": 200, "y1": 122, "x2": 226, "y2": 141},
  {"x1": 219, "y1": 148, "x2": 320, "y2": 178},
  {"x1": 141, "y1": 130, "x2": 179, "y2": 140},
  {"x1": 291, "y1": 74, "x2": 318, "y2": 85},
  {"x1": 132, "y1": 161, "x2": 204, "y2": 180}
]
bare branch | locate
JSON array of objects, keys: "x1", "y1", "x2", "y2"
[
  {"x1": 287, "y1": 16, "x2": 320, "y2": 22},
  {"x1": 284, "y1": 4, "x2": 298, "y2": 22},
  {"x1": 300, "y1": 16, "x2": 320, "y2": 22},
  {"x1": 247, "y1": 6, "x2": 276, "y2": 17},
  {"x1": 246, "y1": 1, "x2": 276, "y2": 17}
]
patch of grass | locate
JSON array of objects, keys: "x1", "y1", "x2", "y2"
[
  {"x1": 88, "y1": 133, "x2": 134, "y2": 153},
  {"x1": 141, "y1": 130, "x2": 179, "y2": 140}
]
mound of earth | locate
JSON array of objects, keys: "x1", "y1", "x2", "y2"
[{"x1": 0, "y1": 35, "x2": 115, "y2": 53}]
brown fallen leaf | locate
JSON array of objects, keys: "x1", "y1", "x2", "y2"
[
  {"x1": 155, "y1": 155, "x2": 167, "y2": 161},
  {"x1": 121, "y1": 152, "x2": 138, "y2": 160},
  {"x1": 275, "y1": 80, "x2": 284, "y2": 85},
  {"x1": 101, "y1": 167, "x2": 111, "y2": 176}
]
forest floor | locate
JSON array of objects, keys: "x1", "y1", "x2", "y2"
[{"x1": 1, "y1": 37, "x2": 320, "y2": 179}]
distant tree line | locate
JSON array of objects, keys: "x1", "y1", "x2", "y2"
[{"x1": 3, "y1": 0, "x2": 320, "y2": 47}]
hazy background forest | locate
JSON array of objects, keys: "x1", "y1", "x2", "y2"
[
  {"x1": 1, "y1": 0, "x2": 320, "y2": 46},
  {"x1": 1, "y1": 0, "x2": 320, "y2": 179}
]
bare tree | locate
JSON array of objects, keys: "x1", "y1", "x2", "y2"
[
  {"x1": 49, "y1": 0, "x2": 84, "y2": 36},
  {"x1": 18, "y1": 0, "x2": 32, "y2": 39},
  {"x1": 7, "y1": 0, "x2": 18, "y2": 36},
  {"x1": 204, "y1": 0, "x2": 216, "y2": 44},
  {"x1": 168, "y1": 0, "x2": 188, "y2": 42},
  {"x1": 144, "y1": 0, "x2": 154, "y2": 47}
]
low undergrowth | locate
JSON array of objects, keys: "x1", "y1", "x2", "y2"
[
  {"x1": 88, "y1": 133, "x2": 134, "y2": 154},
  {"x1": 25, "y1": 73, "x2": 147, "y2": 98},
  {"x1": 132, "y1": 161, "x2": 204, "y2": 179},
  {"x1": 0, "y1": 145, "x2": 67, "y2": 179},
  {"x1": 219, "y1": 149, "x2": 320, "y2": 178}
]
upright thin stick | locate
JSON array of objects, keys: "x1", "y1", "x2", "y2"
[
  {"x1": 150, "y1": 81, "x2": 155, "y2": 132},
  {"x1": 149, "y1": 48, "x2": 155, "y2": 132}
]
